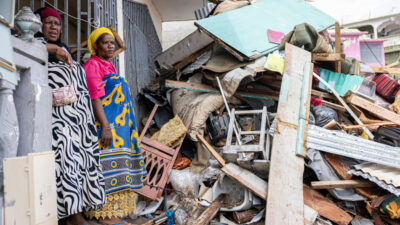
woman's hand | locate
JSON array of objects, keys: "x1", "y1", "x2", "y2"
[
  {"x1": 46, "y1": 43, "x2": 73, "y2": 69},
  {"x1": 55, "y1": 47, "x2": 73, "y2": 70},
  {"x1": 100, "y1": 125, "x2": 113, "y2": 149}
]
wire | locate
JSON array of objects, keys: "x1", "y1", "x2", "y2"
[{"x1": 43, "y1": 0, "x2": 99, "y2": 28}]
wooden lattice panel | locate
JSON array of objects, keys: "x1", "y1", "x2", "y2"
[{"x1": 135, "y1": 105, "x2": 190, "y2": 200}]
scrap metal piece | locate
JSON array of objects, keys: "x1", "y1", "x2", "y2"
[
  {"x1": 307, "y1": 125, "x2": 400, "y2": 169},
  {"x1": 349, "y1": 162, "x2": 400, "y2": 196}
]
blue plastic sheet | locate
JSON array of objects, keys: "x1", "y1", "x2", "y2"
[{"x1": 318, "y1": 68, "x2": 365, "y2": 96}]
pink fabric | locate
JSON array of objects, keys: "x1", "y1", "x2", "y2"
[{"x1": 83, "y1": 54, "x2": 117, "y2": 100}]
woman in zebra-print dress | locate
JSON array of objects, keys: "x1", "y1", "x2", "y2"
[{"x1": 35, "y1": 7, "x2": 106, "y2": 224}]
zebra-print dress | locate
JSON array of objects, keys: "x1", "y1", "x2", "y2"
[{"x1": 48, "y1": 61, "x2": 106, "y2": 219}]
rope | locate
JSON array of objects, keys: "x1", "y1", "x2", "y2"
[{"x1": 43, "y1": 0, "x2": 99, "y2": 28}]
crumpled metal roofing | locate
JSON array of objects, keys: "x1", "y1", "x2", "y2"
[
  {"x1": 349, "y1": 162, "x2": 400, "y2": 196},
  {"x1": 306, "y1": 125, "x2": 400, "y2": 169}
]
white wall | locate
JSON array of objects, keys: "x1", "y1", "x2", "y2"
[{"x1": 162, "y1": 20, "x2": 197, "y2": 50}]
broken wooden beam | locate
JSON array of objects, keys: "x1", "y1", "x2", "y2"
[
  {"x1": 266, "y1": 44, "x2": 309, "y2": 225},
  {"x1": 304, "y1": 185, "x2": 353, "y2": 225},
  {"x1": 312, "y1": 53, "x2": 345, "y2": 61},
  {"x1": 311, "y1": 180, "x2": 376, "y2": 189},
  {"x1": 188, "y1": 195, "x2": 227, "y2": 225},
  {"x1": 233, "y1": 209, "x2": 259, "y2": 224},
  {"x1": 335, "y1": 22, "x2": 342, "y2": 73},
  {"x1": 342, "y1": 121, "x2": 398, "y2": 130},
  {"x1": 371, "y1": 66, "x2": 400, "y2": 74},
  {"x1": 322, "y1": 100, "x2": 346, "y2": 112},
  {"x1": 345, "y1": 92, "x2": 400, "y2": 125},
  {"x1": 197, "y1": 134, "x2": 268, "y2": 200}
]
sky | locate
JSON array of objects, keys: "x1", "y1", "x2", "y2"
[{"x1": 309, "y1": 0, "x2": 400, "y2": 24}]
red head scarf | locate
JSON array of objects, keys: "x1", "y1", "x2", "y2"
[{"x1": 41, "y1": 8, "x2": 62, "y2": 23}]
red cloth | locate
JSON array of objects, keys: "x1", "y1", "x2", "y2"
[
  {"x1": 41, "y1": 8, "x2": 61, "y2": 23},
  {"x1": 83, "y1": 54, "x2": 117, "y2": 100},
  {"x1": 374, "y1": 73, "x2": 400, "y2": 103},
  {"x1": 311, "y1": 97, "x2": 322, "y2": 106}
]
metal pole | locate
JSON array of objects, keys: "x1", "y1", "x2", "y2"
[
  {"x1": 87, "y1": 0, "x2": 91, "y2": 39},
  {"x1": 216, "y1": 76, "x2": 242, "y2": 145},
  {"x1": 77, "y1": 0, "x2": 81, "y2": 61},
  {"x1": 64, "y1": 0, "x2": 69, "y2": 45}
]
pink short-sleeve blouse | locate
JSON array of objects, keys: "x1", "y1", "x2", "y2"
[{"x1": 83, "y1": 54, "x2": 117, "y2": 100}]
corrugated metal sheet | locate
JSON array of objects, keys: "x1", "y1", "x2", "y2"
[
  {"x1": 194, "y1": 3, "x2": 216, "y2": 20},
  {"x1": 307, "y1": 125, "x2": 400, "y2": 169},
  {"x1": 349, "y1": 163, "x2": 400, "y2": 196},
  {"x1": 123, "y1": 0, "x2": 162, "y2": 128}
]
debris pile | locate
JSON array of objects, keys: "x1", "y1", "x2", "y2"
[{"x1": 133, "y1": 0, "x2": 400, "y2": 224}]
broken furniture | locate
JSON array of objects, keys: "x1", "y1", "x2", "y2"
[
  {"x1": 136, "y1": 104, "x2": 190, "y2": 200},
  {"x1": 223, "y1": 106, "x2": 270, "y2": 175},
  {"x1": 197, "y1": 134, "x2": 268, "y2": 200}
]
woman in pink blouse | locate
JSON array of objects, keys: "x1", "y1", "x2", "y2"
[{"x1": 83, "y1": 27, "x2": 146, "y2": 225}]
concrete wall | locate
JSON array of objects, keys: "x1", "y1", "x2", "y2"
[{"x1": 162, "y1": 20, "x2": 197, "y2": 50}]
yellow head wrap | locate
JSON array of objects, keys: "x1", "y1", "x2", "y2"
[{"x1": 88, "y1": 27, "x2": 115, "y2": 54}]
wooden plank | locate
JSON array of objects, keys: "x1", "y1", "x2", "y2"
[
  {"x1": 387, "y1": 61, "x2": 400, "y2": 68},
  {"x1": 371, "y1": 66, "x2": 400, "y2": 74},
  {"x1": 311, "y1": 180, "x2": 376, "y2": 189},
  {"x1": 311, "y1": 89, "x2": 336, "y2": 100},
  {"x1": 222, "y1": 163, "x2": 268, "y2": 200},
  {"x1": 313, "y1": 73, "x2": 374, "y2": 139},
  {"x1": 154, "y1": 29, "x2": 213, "y2": 67},
  {"x1": 323, "y1": 120, "x2": 342, "y2": 130},
  {"x1": 197, "y1": 134, "x2": 268, "y2": 200},
  {"x1": 335, "y1": 22, "x2": 341, "y2": 73},
  {"x1": 325, "y1": 153, "x2": 353, "y2": 180},
  {"x1": 165, "y1": 80, "x2": 279, "y2": 101},
  {"x1": 342, "y1": 121, "x2": 397, "y2": 130},
  {"x1": 197, "y1": 134, "x2": 225, "y2": 166},
  {"x1": 322, "y1": 100, "x2": 346, "y2": 112},
  {"x1": 324, "y1": 153, "x2": 380, "y2": 198},
  {"x1": 312, "y1": 53, "x2": 345, "y2": 61},
  {"x1": 266, "y1": 44, "x2": 309, "y2": 225},
  {"x1": 304, "y1": 185, "x2": 353, "y2": 225},
  {"x1": 189, "y1": 195, "x2": 226, "y2": 225},
  {"x1": 345, "y1": 92, "x2": 400, "y2": 125},
  {"x1": 0, "y1": 60, "x2": 16, "y2": 72}
]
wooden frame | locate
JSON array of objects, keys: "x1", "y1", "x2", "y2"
[
  {"x1": 135, "y1": 105, "x2": 190, "y2": 201},
  {"x1": 70, "y1": 25, "x2": 126, "y2": 59}
]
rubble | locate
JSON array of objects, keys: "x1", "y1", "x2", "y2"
[{"x1": 133, "y1": 0, "x2": 400, "y2": 224}]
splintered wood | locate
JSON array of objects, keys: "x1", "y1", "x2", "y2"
[
  {"x1": 304, "y1": 185, "x2": 353, "y2": 225},
  {"x1": 266, "y1": 44, "x2": 311, "y2": 224}
]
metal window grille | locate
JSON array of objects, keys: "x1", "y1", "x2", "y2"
[{"x1": 16, "y1": 0, "x2": 119, "y2": 69}]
